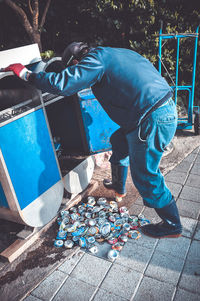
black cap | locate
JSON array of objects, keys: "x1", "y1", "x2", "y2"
[{"x1": 62, "y1": 42, "x2": 89, "y2": 66}]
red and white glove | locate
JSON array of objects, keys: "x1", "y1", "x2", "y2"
[{"x1": 3, "y1": 63, "x2": 32, "y2": 81}]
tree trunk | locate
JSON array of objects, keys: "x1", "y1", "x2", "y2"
[
  {"x1": 4, "y1": 0, "x2": 52, "y2": 53},
  {"x1": 31, "y1": 31, "x2": 42, "y2": 52}
]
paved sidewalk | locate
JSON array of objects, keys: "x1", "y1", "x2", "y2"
[{"x1": 23, "y1": 146, "x2": 200, "y2": 301}]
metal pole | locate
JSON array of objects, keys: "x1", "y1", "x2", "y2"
[
  {"x1": 175, "y1": 37, "x2": 180, "y2": 105},
  {"x1": 158, "y1": 22, "x2": 163, "y2": 74},
  {"x1": 189, "y1": 26, "x2": 199, "y2": 123}
]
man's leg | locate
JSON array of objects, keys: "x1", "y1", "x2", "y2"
[
  {"x1": 126, "y1": 98, "x2": 182, "y2": 238},
  {"x1": 103, "y1": 128, "x2": 129, "y2": 198}
]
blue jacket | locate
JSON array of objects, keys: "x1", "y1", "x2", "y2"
[{"x1": 29, "y1": 47, "x2": 172, "y2": 130}]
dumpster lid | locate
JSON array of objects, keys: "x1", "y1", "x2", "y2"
[{"x1": 0, "y1": 44, "x2": 41, "y2": 79}]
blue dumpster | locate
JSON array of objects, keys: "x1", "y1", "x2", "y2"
[
  {"x1": 45, "y1": 88, "x2": 120, "y2": 155},
  {"x1": 0, "y1": 45, "x2": 64, "y2": 227}
]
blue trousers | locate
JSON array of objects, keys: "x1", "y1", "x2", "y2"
[{"x1": 109, "y1": 98, "x2": 177, "y2": 208}]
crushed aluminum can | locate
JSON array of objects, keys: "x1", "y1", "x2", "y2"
[
  {"x1": 88, "y1": 219, "x2": 96, "y2": 226},
  {"x1": 87, "y1": 236, "x2": 96, "y2": 244},
  {"x1": 73, "y1": 220, "x2": 81, "y2": 228},
  {"x1": 119, "y1": 234, "x2": 128, "y2": 243},
  {"x1": 72, "y1": 226, "x2": 85, "y2": 236},
  {"x1": 65, "y1": 224, "x2": 77, "y2": 233},
  {"x1": 98, "y1": 211, "x2": 106, "y2": 218},
  {"x1": 56, "y1": 230, "x2": 67, "y2": 240},
  {"x1": 139, "y1": 219, "x2": 151, "y2": 226},
  {"x1": 85, "y1": 212, "x2": 92, "y2": 219},
  {"x1": 114, "y1": 219, "x2": 122, "y2": 230},
  {"x1": 72, "y1": 236, "x2": 80, "y2": 243},
  {"x1": 54, "y1": 239, "x2": 64, "y2": 248},
  {"x1": 100, "y1": 222, "x2": 111, "y2": 236},
  {"x1": 97, "y1": 197, "x2": 107, "y2": 205},
  {"x1": 107, "y1": 249, "x2": 119, "y2": 261},
  {"x1": 112, "y1": 242, "x2": 123, "y2": 251},
  {"x1": 79, "y1": 237, "x2": 87, "y2": 248},
  {"x1": 129, "y1": 219, "x2": 139, "y2": 228},
  {"x1": 128, "y1": 230, "x2": 141, "y2": 240},
  {"x1": 123, "y1": 223, "x2": 131, "y2": 231},
  {"x1": 57, "y1": 217, "x2": 62, "y2": 225},
  {"x1": 119, "y1": 206, "x2": 129, "y2": 214},
  {"x1": 70, "y1": 213, "x2": 80, "y2": 221},
  {"x1": 64, "y1": 240, "x2": 74, "y2": 248},
  {"x1": 93, "y1": 206, "x2": 101, "y2": 213},
  {"x1": 79, "y1": 216, "x2": 85, "y2": 222},
  {"x1": 88, "y1": 226, "x2": 99, "y2": 236},
  {"x1": 108, "y1": 215, "x2": 116, "y2": 223},
  {"x1": 108, "y1": 237, "x2": 118, "y2": 245},
  {"x1": 60, "y1": 210, "x2": 69, "y2": 217},
  {"x1": 59, "y1": 217, "x2": 70, "y2": 231},
  {"x1": 70, "y1": 206, "x2": 77, "y2": 213},
  {"x1": 110, "y1": 201, "x2": 118, "y2": 209},
  {"x1": 113, "y1": 213, "x2": 120, "y2": 219},
  {"x1": 97, "y1": 217, "x2": 107, "y2": 225},
  {"x1": 88, "y1": 245, "x2": 98, "y2": 254},
  {"x1": 78, "y1": 206, "x2": 85, "y2": 215},
  {"x1": 129, "y1": 215, "x2": 138, "y2": 223},
  {"x1": 87, "y1": 196, "x2": 96, "y2": 206}
]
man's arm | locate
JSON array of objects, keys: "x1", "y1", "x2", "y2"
[
  {"x1": 29, "y1": 54, "x2": 104, "y2": 96},
  {"x1": 3, "y1": 53, "x2": 104, "y2": 96}
]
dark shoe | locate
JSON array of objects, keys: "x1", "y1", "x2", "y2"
[
  {"x1": 103, "y1": 164, "x2": 128, "y2": 195},
  {"x1": 141, "y1": 197, "x2": 182, "y2": 238}
]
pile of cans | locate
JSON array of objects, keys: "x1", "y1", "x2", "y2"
[{"x1": 54, "y1": 196, "x2": 150, "y2": 261}]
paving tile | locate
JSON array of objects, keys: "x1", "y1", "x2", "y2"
[
  {"x1": 196, "y1": 154, "x2": 200, "y2": 163},
  {"x1": 165, "y1": 182, "x2": 182, "y2": 198},
  {"x1": 190, "y1": 162, "x2": 200, "y2": 176},
  {"x1": 129, "y1": 232, "x2": 159, "y2": 250},
  {"x1": 192, "y1": 146, "x2": 200, "y2": 154},
  {"x1": 194, "y1": 222, "x2": 200, "y2": 241},
  {"x1": 145, "y1": 251, "x2": 185, "y2": 285},
  {"x1": 129, "y1": 203, "x2": 144, "y2": 216},
  {"x1": 165, "y1": 171, "x2": 188, "y2": 185},
  {"x1": 142, "y1": 206, "x2": 161, "y2": 223},
  {"x1": 183, "y1": 153, "x2": 197, "y2": 162},
  {"x1": 93, "y1": 288, "x2": 129, "y2": 301},
  {"x1": 177, "y1": 198, "x2": 200, "y2": 219},
  {"x1": 185, "y1": 174, "x2": 200, "y2": 188},
  {"x1": 31, "y1": 270, "x2": 68, "y2": 301},
  {"x1": 71, "y1": 253, "x2": 111, "y2": 286},
  {"x1": 173, "y1": 160, "x2": 193, "y2": 173},
  {"x1": 178, "y1": 260, "x2": 200, "y2": 294},
  {"x1": 52, "y1": 276, "x2": 96, "y2": 301},
  {"x1": 58, "y1": 250, "x2": 84, "y2": 275},
  {"x1": 100, "y1": 263, "x2": 143, "y2": 299},
  {"x1": 134, "y1": 196, "x2": 144, "y2": 206},
  {"x1": 180, "y1": 185, "x2": 200, "y2": 203},
  {"x1": 23, "y1": 295, "x2": 42, "y2": 301},
  {"x1": 155, "y1": 236, "x2": 190, "y2": 260},
  {"x1": 180, "y1": 216, "x2": 198, "y2": 238},
  {"x1": 174, "y1": 288, "x2": 200, "y2": 301},
  {"x1": 186, "y1": 240, "x2": 200, "y2": 264},
  {"x1": 133, "y1": 276, "x2": 176, "y2": 301},
  {"x1": 116, "y1": 241, "x2": 154, "y2": 273}
]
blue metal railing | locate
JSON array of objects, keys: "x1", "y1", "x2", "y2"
[{"x1": 158, "y1": 26, "x2": 199, "y2": 130}]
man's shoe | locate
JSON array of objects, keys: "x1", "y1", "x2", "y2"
[
  {"x1": 141, "y1": 221, "x2": 182, "y2": 238},
  {"x1": 103, "y1": 165, "x2": 128, "y2": 195},
  {"x1": 141, "y1": 197, "x2": 182, "y2": 238}
]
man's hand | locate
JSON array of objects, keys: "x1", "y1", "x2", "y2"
[{"x1": 3, "y1": 63, "x2": 31, "y2": 81}]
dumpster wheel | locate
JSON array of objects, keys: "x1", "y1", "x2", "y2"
[{"x1": 194, "y1": 112, "x2": 200, "y2": 135}]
